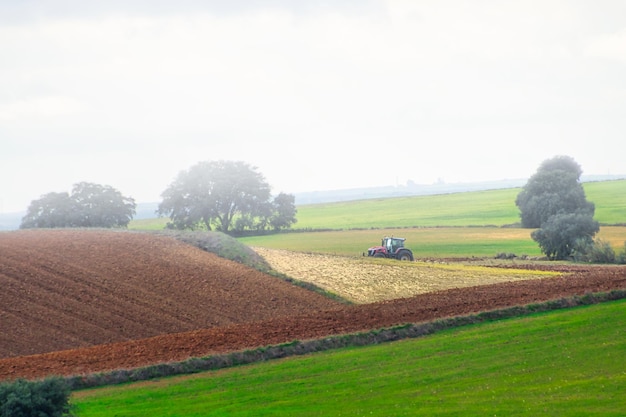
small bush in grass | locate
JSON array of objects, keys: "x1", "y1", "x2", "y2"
[
  {"x1": 495, "y1": 252, "x2": 517, "y2": 260},
  {"x1": 589, "y1": 239, "x2": 616, "y2": 263},
  {"x1": 572, "y1": 238, "x2": 617, "y2": 263},
  {"x1": 0, "y1": 378, "x2": 74, "y2": 417}
]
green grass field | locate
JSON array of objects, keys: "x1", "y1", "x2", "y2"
[
  {"x1": 129, "y1": 180, "x2": 626, "y2": 232},
  {"x1": 73, "y1": 299, "x2": 626, "y2": 416},
  {"x1": 292, "y1": 180, "x2": 626, "y2": 230}
]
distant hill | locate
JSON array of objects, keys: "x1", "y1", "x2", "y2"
[{"x1": 293, "y1": 175, "x2": 626, "y2": 205}]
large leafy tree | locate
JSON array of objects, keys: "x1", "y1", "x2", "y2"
[
  {"x1": 20, "y1": 182, "x2": 136, "y2": 229},
  {"x1": 158, "y1": 160, "x2": 296, "y2": 233},
  {"x1": 515, "y1": 155, "x2": 594, "y2": 228},
  {"x1": 516, "y1": 155, "x2": 599, "y2": 260}
]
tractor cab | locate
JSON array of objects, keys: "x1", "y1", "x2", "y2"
[{"x1": 382, "y1": 237, "x2": 405, "y2": 254}]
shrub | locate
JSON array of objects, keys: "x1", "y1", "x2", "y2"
[
  {"x1": 589, "y1": 239, "x2": 616, "y2": 263},
  {"x1": 495, "y1": 252, "x2": 516, "y2": 260},
  {"x1": 0, "y1": 378, "x2": 74, "y2": 417},
  {"x1": 572, "y1": 238, "x2": 617, "y2": 264},
  {"x1": 617, "y1": 242, "x2": 626, "y2": 265}
]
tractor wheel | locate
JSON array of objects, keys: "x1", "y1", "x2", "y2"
[
  {"x1": 373, "y1": 253, "x2": 385, "y2": 258},
  {"x1": 397, "y1": 251, "x2": 414, "y2": 261}
]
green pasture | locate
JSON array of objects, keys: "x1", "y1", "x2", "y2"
[
  {"x1": 292, "y1": 180, "x2": 626, "y2": 230},
  {"x1": 585, "y1": 179, "x2": 626, "y2": 224},
  {"x1": 73, "y1": 298, "x2": 626, "y2": 416},
  {"x1": 294, "y1": 188, "x2": 521, "y2": 230}
]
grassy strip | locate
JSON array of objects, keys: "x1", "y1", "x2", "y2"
[{"x1": 65, "y1": 289, "x2": 626, "y2": 391}]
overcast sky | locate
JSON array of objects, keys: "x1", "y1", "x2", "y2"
[{"x1": 1, "y1": 0, "x2": 625, "y2": 213}]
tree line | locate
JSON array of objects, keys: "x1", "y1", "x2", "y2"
[
  {"x1": 20, "y1": 160, "x2": 296, "y2": 235},
  {"x1": 19, "y1": 156, "x2": 622, "y2": 260}
]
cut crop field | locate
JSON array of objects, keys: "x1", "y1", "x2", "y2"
[{"x1": 253, "y1": 247, "x2": 560, "y2": 303}]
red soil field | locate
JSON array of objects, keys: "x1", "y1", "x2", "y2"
[
  {"x1": 1, "y1": 230, "x2": 625, "y2": 381},
  {"x1": 0, "y1": 230, "x2": 340, "y2": 358}
]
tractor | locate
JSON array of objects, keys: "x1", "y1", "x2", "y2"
[{"x1": 364, "y1": 236, "x2": 414, "y2": 261}]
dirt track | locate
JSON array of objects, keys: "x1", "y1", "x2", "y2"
[{"x1": 1, "y1": 230, "x2": 625, "y2": 381}]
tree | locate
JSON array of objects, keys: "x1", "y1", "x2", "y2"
[
  {"x1": 515, "y1": 155, "x2": 594, "y2": 228},
  {"x1": 19, "y1": 192, "x2": 74, "y2": 228},
  {"x1": 531, "y1": 212, "x2": 599, "y2": 260},
  {"x1": 20, "y1": 182, "x2": 136, "y2": 229},
  {"x1": 516, "y1": 155, "x2": 599, "y2": 260},
  {"x1": 69, "y1": 182, "x2": 136, "y2": 227},
  {"x1": 158, "y1": 160, "x2": 295, "y2": 234},
  {"x1": 270, "y1": 192, "x2": 298, "y2": 230}
]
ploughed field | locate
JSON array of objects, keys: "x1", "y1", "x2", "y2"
[
  {"x1": 1, "y1": 230, "x2": 625, "y2": 380},
  {"x1": 0, "y1": 230, "x2": 340, "y2": 358}
]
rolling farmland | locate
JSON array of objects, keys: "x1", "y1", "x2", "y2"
[
  {"x1": 0, "y1": 229, "x2": 625, "y2": 381},
  {"x1": 1, "y1": 180, "x2": 625, "y2": 414}
]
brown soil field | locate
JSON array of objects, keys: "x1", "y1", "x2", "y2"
[
  {"x1": 0, "y1": 230, "x2": 341, "y2": 358},
  {"x1": 1, "y1": 230, "x2": 625, "y2": 381}
]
